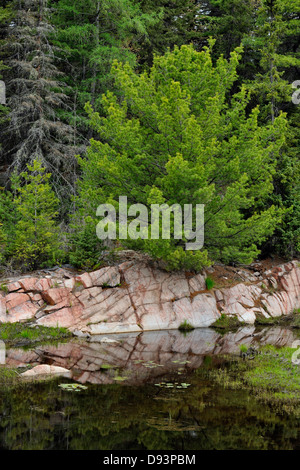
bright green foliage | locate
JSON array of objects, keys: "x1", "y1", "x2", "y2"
[
  {"x1": 0, "y1": 3, "x2": 12, "y2": 24},
  {"x1": 0, "y1": 188, "x2": 15, "y2": 264},
  {"x1": 0, "y1": 224, "x2": 6, "y2": 264},
  {"x1": 205, "y1": 276, "x2": 215, "y2": 290},
  {"x1": 12, "y1": 161, "x2": 63, "y2": 270},
  {"x1": 78, "y1": 44, "x2": 286, "y2": 270}
]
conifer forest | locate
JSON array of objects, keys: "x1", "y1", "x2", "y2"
[{"x1": 0, "y1": 0, "x2": 299, "y2": 272}]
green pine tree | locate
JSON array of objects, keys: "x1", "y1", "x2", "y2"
[
  {"x1": 77, "y1": 44, "x2": 286, "y2": 271},
  {"x1": 12, "y1": 160, "x2": 63, "y2": 270},
  {"x1": 243, "y1": 0, "x2": 300, "y2": 257},
  {"x1": 0, "y1": 186, "x2": 16, "y2": 266},
  {"x1": 137, "y1": 0, "x2": 209, "y2": 69},
  {"x1": 50, "y1": 0, "x2": 158, "y2": 136}
]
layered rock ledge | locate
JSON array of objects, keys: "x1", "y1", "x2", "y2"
[{"x1": 0, "y1": 258, "x2": 299, "y2": 335}]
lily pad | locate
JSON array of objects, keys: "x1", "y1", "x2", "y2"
[
  {"x1": 113, "y1": 376, "x2": 128, "y2": 382},
  {"x1": 180, "y1": 383, "x2": 191, "y2": 388},
  {"x1": 59, "y1": 383, "x2": 88, "y2": 392},
  {"x1": 154, "y1": 381, "x2": 191, "y2": 390}
]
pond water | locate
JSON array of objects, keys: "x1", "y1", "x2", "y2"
[{"x1": 1, "y1": 326, "x2": 300, "y2": 450}]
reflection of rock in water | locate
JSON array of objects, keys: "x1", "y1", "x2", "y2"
[{"x1": 6, "y1": 327, "x2": 299, "y2": 385}]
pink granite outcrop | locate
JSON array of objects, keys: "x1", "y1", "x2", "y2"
[{"x1": 0, "y1": 259, "x2": 299, "y2": 334}]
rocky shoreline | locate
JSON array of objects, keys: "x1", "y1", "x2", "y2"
[{"x1": 0, "y1": 255, "x2": 299, "y2": 336}]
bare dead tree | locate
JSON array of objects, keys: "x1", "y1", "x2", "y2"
[{"x1": 0, "y1": 0, "x2": 85, "y2": 211}]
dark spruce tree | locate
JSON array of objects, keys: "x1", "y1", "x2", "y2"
[
  {"x1": 49, "y1": 0, "x2": 158, "y2": 138},
  {"x1": 244, "y1": 0, "x2": 300, "y2": 258}
]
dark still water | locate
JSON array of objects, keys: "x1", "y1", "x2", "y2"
[{"x1": 1, "y1": 327, "x2": 300, "y2": 450}]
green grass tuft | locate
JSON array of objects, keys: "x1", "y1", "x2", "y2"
[
  {"x1": 178, "y1": 320, "x2": 195, "y2": 332},
  {"x1": 0, "y1": 322, "x2": 72, "y2": 347},
  {"x1": 205, "y1": 276, "x2": 215, "y2": 290}
]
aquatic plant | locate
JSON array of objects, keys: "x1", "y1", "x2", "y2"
[
  {"x1": 154, "y1": 382, "x2": 191, "y2": 389},
  {"x1": 58, "y1": 383, "x2": 88, "y2": 392}
]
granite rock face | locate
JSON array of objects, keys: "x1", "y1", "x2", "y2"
[{"x1": 0, "y1": 260, "x2": 299, "y2": 334}]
